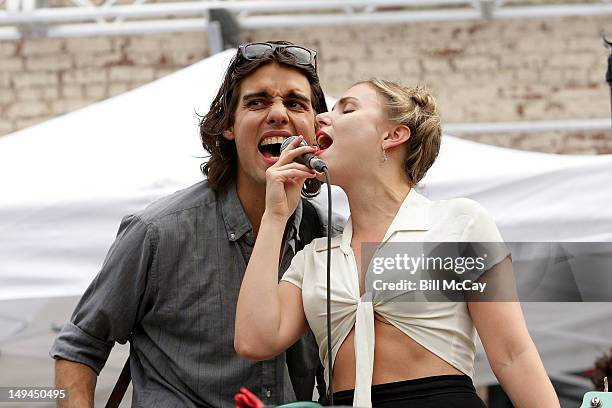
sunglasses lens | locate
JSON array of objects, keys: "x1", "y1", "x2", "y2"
[
  {"x1": 243, "y1": 43, "x2": 274, "y2": 59},
  {"x1": 241, "y1": 43, "x2": 316, "y2": 68},
  {"x1": 284, "y1": 46, "x2": 314, "y2": 65}
]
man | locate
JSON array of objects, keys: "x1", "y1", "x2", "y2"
[{"x1": 50, "y1": 41, "x2": 342, "y2": 408}]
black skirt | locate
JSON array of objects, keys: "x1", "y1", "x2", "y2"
[{"x1": 330, "y1": 374, "x2": 487, "y2": 408}]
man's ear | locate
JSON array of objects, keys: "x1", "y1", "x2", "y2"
[
  {"x1": 382, "y1": 125, "x2": 411, "y2": 150},
  {"x1": 222, "y1": 128, "x2": 235, "y2": 141}
]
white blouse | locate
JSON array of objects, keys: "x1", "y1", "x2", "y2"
[{"x1": 281, "y1": 188, "x2": 509, "y2": 407}]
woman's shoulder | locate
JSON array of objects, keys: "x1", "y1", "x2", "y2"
[
  {"x1": 430, "y1": 195, "x2": 490, "y2": 219},
  {"x1": 430, "y1": 196, "x2": 506, "y2": 243}
]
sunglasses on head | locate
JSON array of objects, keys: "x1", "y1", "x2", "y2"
[{"x1": 238, "y1": 42, "x2": 317, "y2": 69}]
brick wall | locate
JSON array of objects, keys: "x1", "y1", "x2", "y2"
[
  {"x1": 247, "y1": 17, "x2": 609, "y2": 120},
  {"x1": 0, "y1": 32, "x2": 209, "y2": 135},
  {"x1": 1, "y1": 15, "x2": 611, "y2": 153},
  {"x1": 243, "y1": 16, "x2": 612, "y2": 153}
]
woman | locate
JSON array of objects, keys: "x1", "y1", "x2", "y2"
[{"x1": 235, "y1": 79, "x2": 559, "y2": 407}]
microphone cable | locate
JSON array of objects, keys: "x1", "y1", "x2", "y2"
[
  {"x1": 322, "y1": 166, "x2": 334, "y2": 406},
  {"x1": 281, "y1": 136, "x2": 334, "y2": 404}
]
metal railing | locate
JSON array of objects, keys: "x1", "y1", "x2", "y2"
[{"x1": 1, "y1": 0, "x2": 612, "y2": 40}]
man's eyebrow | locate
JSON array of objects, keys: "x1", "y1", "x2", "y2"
[
  {"x1": 332, "y1": 96, "x2": 358, "y2": 111},
  {"x1": 285, "y1": 91, "x2": 311, "y2": 103},
  {"x1": 241, "y1": 90, "x2": 311, "y2": 104},
  {"x1": 242, "y1": 91, "x2": 271, "y2": 100}
]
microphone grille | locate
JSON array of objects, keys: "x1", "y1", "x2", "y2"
[{"x1": 280, "y1": 136, "x2": 306, "y2": 153}]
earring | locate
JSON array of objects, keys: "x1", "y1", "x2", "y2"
[{"x1": 382, "y1": 147, "x2": 388, "y2": 162}]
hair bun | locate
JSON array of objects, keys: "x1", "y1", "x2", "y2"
[{"x1": 411, "y1": 87, "x2": 435, "y2": 113}]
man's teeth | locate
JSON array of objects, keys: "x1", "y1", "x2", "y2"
[{"x1": 259, "y1": 136, "x2": 287, "y2": 147}]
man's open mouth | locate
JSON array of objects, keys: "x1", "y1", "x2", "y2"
[{"x1": 258, "y1": 136, "x2": 286, "y2": 158}]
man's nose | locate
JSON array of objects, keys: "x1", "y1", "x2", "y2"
[{"x1": 267, "y1": 101, "x2": 289, "y2": 126}]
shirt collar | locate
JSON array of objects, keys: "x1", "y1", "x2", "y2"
[
  {"x1": 339, "y1": 187, "x2": 432, "y2": 254},
  {"x1": 291, "y1": 199, "x2": 304, "y2": 236},
  {"x1": 219, "y1": 179, "x2": 252, "y2": 242},
  {"x1": 288, "y1": 200, "x2": 303, "y2": 252},
  {"x1": 219, "y1": 179, "x2": 303, "y2": 244}
]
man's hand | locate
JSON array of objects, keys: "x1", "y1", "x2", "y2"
[
  {"x1": 55, "y1": 359, "x2": 96, "y2": 408},
  {"x1": 264, "y1": 135, "x2": 318, "y2": 222}
]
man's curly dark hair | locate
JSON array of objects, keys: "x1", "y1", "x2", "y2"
[{"x1": 199, "y1": 41, "x2": 327, "y2": 194}]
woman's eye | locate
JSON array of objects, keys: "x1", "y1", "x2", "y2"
[{"x1": 342, "y1": 109, "x2": 355, "y2": 114}]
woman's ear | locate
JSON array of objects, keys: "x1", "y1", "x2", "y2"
[
  {"x1": 223, "y1": 128, "x2": 235, "y2": 141},
  {"x1": 383, "y1": 125, "x2": 411, "y2": 150}
]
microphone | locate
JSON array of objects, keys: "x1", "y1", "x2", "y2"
[{"x1": 280, "y1": 136, "x2": 328, "y2": 172}]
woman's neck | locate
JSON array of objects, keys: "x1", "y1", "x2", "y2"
[{"x1": 343, "y1": 174, "x2": 411, "y2": 241}]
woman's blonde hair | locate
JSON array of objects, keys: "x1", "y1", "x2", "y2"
[{"x1": 357, "y1": 79, "x2": 442, "y2": 186}]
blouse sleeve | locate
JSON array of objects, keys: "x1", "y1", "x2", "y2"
[
  {"x1": 461, "y1": 204, "x2": 511, "y2": 272},
  {"x1": 461, "y1": 205, "x2": 505, "y2": 242},
  {"x1": 280, "y1": 244, "x2": 308, "y2": 289}
]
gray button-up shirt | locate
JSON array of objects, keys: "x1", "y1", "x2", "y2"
[{"x1": 50, "y1": 179, "x2": 343, "y2": 408}]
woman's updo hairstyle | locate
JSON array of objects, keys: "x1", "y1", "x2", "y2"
[{"x1": 358, "y1": 79, "x2": 442, "y2": 187}]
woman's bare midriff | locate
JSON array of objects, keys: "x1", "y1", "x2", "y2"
[
  {"x1": 332, "y1": 313, "x2": 464, "y2": 392},
  {"x1": 333, "y1": 236, "x2": 464, "y2": 392}
]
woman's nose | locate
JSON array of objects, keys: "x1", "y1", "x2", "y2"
[{"x1": 316, "y1": 112, "x2": 330, "y2": 128}]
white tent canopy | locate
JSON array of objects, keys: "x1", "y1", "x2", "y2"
[{"x1": 1, "y1": 49, "x2": 611, "y2": 393}]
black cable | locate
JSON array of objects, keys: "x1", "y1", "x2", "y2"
[
  {"x1": 322, "y1": 166, "x2": 334, "y2": 406},
  {"x1": 607, "y1": 53, "x2": 612, "y2": 131}
]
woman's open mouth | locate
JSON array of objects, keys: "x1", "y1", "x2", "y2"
[{"x1": 316, "y1": 130, "x2": 333, "y2": 153}]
